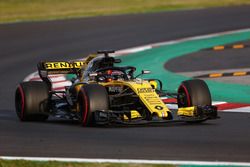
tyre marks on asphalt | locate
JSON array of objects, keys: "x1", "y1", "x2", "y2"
[
  {"x1": 168, "y1": 40, "x2": 250, "y2": 78},
  {"x1": 177, "y1": 68, "x2": 250, "y2": 85},
  {"x1": 191, "y1": 41, "x2": 250, "y2": 79}
]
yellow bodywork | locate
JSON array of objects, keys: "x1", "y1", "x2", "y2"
[
  {"x1": 100, "y1": 80, "x2": 170, "y2": 119},
  {"x1": 123, "y1": 110, "x2": 142, "y2": 120},
  {"x1": 43, "y1": 54, "x2": 198, "y2": 119},
  {"x1": 149, "y1": 80, "x2": 158, "y2": 89},
  {"x1": 177, "y1": 107, "x2": 196, "y2": 117},
  {"x1": 72, "y1": 79, "x2": 197, "y2": 119}
]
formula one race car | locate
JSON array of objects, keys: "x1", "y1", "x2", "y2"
[{"x1": 15, "y1": 50, "x2": 218, "y2": 126}]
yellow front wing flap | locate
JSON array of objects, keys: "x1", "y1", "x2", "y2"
[
  {"x1": 123, "y1": 110, "x2": 142, "y2": 120},
  {"x1": 177, "y1": 106, "x2": 197, "y2": 117}
]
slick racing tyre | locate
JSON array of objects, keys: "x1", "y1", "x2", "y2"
[
  {"x1": 78, "y1": 84, "x2": 109, "y2": 126},
  {"x1": 177, "y1": 79, "x2": 211, "y2": 107},
  {"x1": 15, "y1": 81, "x2": 49, "y2": 121}
]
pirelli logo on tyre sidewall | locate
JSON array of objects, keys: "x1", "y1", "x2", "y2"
[
  {"x1": 137, "y1": 88, "x2": 154, "y2": 93},
  {"x1": 44, "y1": 62, "x2": 85, "y2": 70}
]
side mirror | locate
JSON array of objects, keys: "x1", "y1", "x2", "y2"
[
  {"x1": 135, "y1": 70, "x2": 151, "y2": 78},
  {"x1": 142, "y1": 70, "x2": 151, "y2": 74},
  {"x1": 89, "y1": 73, "x2": 98, "y2": 77}
]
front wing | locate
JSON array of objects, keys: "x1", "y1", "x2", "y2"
[{"x1": 93, "y1": 105, "x2": 218, "y2": 126}]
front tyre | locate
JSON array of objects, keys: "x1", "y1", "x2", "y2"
[
  {"x1": 177, "y1": 79, "x2": 211, "y2": 107},
  {"x1": 177, "y1": 79, "x2": 213, "y2": 123},
  {"x1": 15, "y1": 81, "x2": 49, "y2": 121},
  {"x1": 78, "y1": 84, "x2": 109, "y2": 126}
]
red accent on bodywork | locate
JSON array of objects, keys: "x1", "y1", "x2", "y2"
[
  {"x1": 162, "y1": 98, "x2": 177, "y2": 103},
  {"x1": 107, "y1": 70, "x2": 112, "y2": 75},
  {"x1": 52, "y1": 87, "x2": 66, "y2": 91}
]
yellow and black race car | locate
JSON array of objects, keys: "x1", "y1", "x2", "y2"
[{"x1": 15, "y1": 50, "x2": 218, "y2": 126}]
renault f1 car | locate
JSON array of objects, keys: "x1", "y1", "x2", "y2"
[{"x1": 15, "y1": 50, "x2": 218, "y2": 126}]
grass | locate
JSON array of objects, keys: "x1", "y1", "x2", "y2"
[
  {"x1": 1, "y1": 0, "x2": 250, "y2": 23},
  {"x1": 0, "y1": 160, "x2": 174, "y2": 167}
]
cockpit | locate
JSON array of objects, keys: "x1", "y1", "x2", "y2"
[{"x1": 82, "y1": 51, "x2": 136, "y2": 82}]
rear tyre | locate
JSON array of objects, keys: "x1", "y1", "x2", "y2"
[
  {"x1": 177, "y1": 79, "x2": 211, "y2": 107},
  {"x1": 78, "y1": 84, "x2": 109, "y2": 126},
  {"x1": 15, "y1": 81, "x2": 49, "y2": 121}
]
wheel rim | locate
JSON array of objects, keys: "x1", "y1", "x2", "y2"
[{"x1": 178, "y1": 85, "x2": 191, "y2": 107}]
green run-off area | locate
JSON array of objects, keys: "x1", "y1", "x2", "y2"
[{"x1": 119, "y1": 30, "x2": 250, "y2": 104}]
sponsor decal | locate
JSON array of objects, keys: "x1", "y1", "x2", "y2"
[
  {"x1": 44, "y1": 62, "x2": 84, "y2": 69},
  {"x1": 142, "y1": 94, "x2": 162, "y2": 105},
  {"x1": 108, "y1": 86, "x2": 123, "y2": 93},
  {"x1": 137, "y1": 88, "x2": 154, "y2": 93}
]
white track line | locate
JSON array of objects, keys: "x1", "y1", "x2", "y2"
[
  {"x1": 1, "y1": 157, "x2": 250, "y2": 166},
  {"x1": 115, "y1": 28, "x2": 250, "y2": 55}
]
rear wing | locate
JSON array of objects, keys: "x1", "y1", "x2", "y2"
[
  {"x1": 37, "y1": 54, "x2": 96, "y2": 74},
  {"x1": 38, "y1": 61, "x2": 86, "y2": 74},
  {"x1": 37, "y1": 54, "x2": 96, "y2": 90}
]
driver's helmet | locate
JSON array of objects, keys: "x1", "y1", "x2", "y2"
[
  {"x1": 83, "y1": 55, "x2": 115, "y2": 81},
  {"x1": 105, "y1": 70, "x2": 124, "y2": 82}
]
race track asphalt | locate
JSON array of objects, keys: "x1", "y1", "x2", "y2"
[{"x1": 1, "y1": 6, "x2": 250, "y2": 161}]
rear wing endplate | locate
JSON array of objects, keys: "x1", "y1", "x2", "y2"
[{"x1": 37, "y1": 61, "x2": 86, "y2": 91}]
